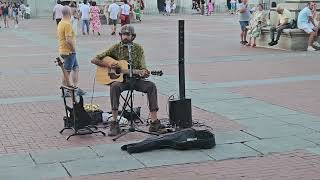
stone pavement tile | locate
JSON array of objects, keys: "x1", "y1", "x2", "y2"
[
  {"x1": 0, "y1": 153, "x2": 34, "y2": 168},
  {"x1": 306, "y1": 147, "x2": 320, "y2": 155},
  {"x1": 90, "y1": 143, "x2": 136, "y2": 159},
  {"x1": 196, "y1": 101, "x2": 242, "y2": 112},
  {"x1": 220, "y1": 110, "x2": 265, "y2": 120},
  {"x1": 62, "y1": 155, "x2": 144, "y2": 177},
  {"x1": 233, "y1": 116, "x2": 289, "y2": 129},
  {"x1": 51, "y1": 150, "x2": 320, "y2": 180},
  {"x1": 295, "y1": 132, "x2": 320, "y2": 145},
  {"x1": 187, "y1": 89, "x2": 246, "y2": 102},
  {"x1": 202, "y1": 143, "x2": 261, "y2": 160},
  {"x1": 244, "y1": 136, "x2": 318, "y2": 154},
  {"x1": 215, "y1": 131, "x2": 259, "y2": 144},
  {"x1": 0, "y1": 163, "x2": 67, "y2": 180},
  {"x1": 131, "y1": 149, "x2": 213, "y2": 167},
  {"x1": 242, "y1": 124, "x2": 315, "y2": 139},
  {"x1": 30, "y1": 146, "x2": 99, "y2": 164},
  {"x1": 247, "y1": 103, "x2": 300, "y2": 116},
  {"x1": 228, "y1": 81, "x2": 320, "y2": 118},
  {"x1": 273, "y1": 114, "x2": 320, "y2": 131}
]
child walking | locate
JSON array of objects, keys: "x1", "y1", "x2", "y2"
[{"x1": 207, "y1": 0, "x2": 214, "y2": 15}]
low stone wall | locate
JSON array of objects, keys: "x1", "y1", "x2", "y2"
[{"x1": 256, "y1": 27, "x2": 309, "y2": 51}]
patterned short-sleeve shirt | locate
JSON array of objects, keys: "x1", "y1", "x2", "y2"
[{"x1": 95, "y1": 42, "x2": 147, "y2": 70}]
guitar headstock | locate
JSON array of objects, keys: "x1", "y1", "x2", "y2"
[
  {"x1": 54, "y1": 57, "x2": 64, "y2": 68},
  {"x1": 151, "y1": 70, "x2": 163, "y2": 76}
]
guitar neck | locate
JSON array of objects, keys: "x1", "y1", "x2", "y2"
[{"x1": 122, "y1": 69, "x2": 143, "y2": 75}]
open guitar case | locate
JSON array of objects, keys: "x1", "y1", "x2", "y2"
[{"x1": 59, "y1": 86, "x2": 106, "y2": 140}]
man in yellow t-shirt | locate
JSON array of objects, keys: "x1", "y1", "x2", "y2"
[
  {"x1": 268, "y1": 5, "x2": 292, "y2": 46},
  {"x1": 58, "y1": 6, "x2": 86, "y2": 97}
]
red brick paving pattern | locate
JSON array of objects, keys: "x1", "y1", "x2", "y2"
[
  {"x1": 0, "y1": 93, "x2": 242, "y2": 154},
  {"x1": 54, "y1": 150, "x2": 320, "y2": 180}
]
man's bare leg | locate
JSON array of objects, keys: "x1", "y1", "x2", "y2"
[
  {"x1": 62, "y1": 71, "x2": 71, "y2": 86},
  {"x1": 112, "y1": 110, "x2": 118, "y2": 121},
  {"x1": 150, "y1": 111, "x2": 157, "y2": 122},
  {"x1": 71, "y1": 69, "x2": 79, "y2": 87},
  {"x1": 308, "y1": 32, "x2": 316, "y2": 46}
]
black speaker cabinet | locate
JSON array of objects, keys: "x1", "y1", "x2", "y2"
[{"x1": 169, "y1": 98, "x2": 192, "y2": 128}]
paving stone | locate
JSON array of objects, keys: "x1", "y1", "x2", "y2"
[
  {"x1": 90, "y1": 143, "x2": 135, "y2": 160},
  {"x1": 249, "y1": 104, "x2": 300, "y2": 116},
  {"x1": 306, "y1": 147, "x2": 320, "y2": 155},
  {"x1": 245, "y1": 136, "x2": 317, "y2": 154},
  {"x1": 275, "y1": 114, "x2": 320, "y2": 125},
  {"x1": 0, "y1": 153, "x2": 34, "y2": 168},
  {"x1": 220, "y1": 110, "x2": 265, "y2": 120},
  {"x1": 132, "y1": 149, "x2": 213, "y2": 167},
  {"x1": 233, "y1": 116, "x2": 289, "y2": 129},
  {"x1": 215, "y1": 131, "x2": 258, "y2": 144},
  {"x1": 296, "y1": 132, "x2": 320, "y2": 145},
  {"x1": 31, "y1": 146, "x2": 98, "y2": 164},
  {"x1": 62, "y1": 155, "x2": 144, "y2": 177},
  {"x1": 242, "y1": 124, "x2": 315, "y2": 139},
  {"x1": 0, "y1": 163, "x2": 67, "y2": 180},
  {"x1": 202, "y1": 143, "x2": 261, "y2": 160}
]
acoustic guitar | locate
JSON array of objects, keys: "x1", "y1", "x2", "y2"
[{"x1": 95, "y1": 57, "x2": 163, "y2": 85}]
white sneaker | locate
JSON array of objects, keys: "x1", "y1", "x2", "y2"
[
  {"x1": 312, "y1": 42, "x2": 320, "y2": 48},
  {"x1": 307, "y1": 46, "x2": 317, "y2": 51}
]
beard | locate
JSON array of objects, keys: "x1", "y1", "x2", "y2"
[{"x1": 121, "y1": 38, "x2": 132, "y2": 45}]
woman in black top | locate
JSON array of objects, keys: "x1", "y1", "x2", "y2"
[{"x1": 2, "y1": 2, "x2": 9, "y2": 28}]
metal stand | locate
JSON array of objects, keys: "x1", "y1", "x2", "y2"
[
  {"x1": 59, "y1": 86, "x2": 106, "y2": 140},
  {"x1": 112, "y1": 43, "x2": 158, "y2": 141}
]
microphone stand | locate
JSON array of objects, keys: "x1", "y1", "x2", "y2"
[{"x1": 113, "y1": 42, "x2": 159, "y2": 141}]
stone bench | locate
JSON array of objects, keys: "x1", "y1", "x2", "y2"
[{"x1": 256, "y1": 27, "x2": 309, "y2": 51}]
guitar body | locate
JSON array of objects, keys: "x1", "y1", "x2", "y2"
[
  {"x1": 95, "y1": 56, "x2": 163, "y2": 85},
  {"x1": 96, "y1": 58, "x2": 129, "y2": 85}
]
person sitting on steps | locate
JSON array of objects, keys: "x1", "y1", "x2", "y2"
[{"x1": 268, "y1": 5, "x2": 292, "y2": 46}]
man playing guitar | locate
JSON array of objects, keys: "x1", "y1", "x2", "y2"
[{"x1": 91, "y1": 25, "x2": 162, "y2": 136}]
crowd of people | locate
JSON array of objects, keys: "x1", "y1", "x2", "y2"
[
  {"x1": 0, "y1": 1, "x2": 31, "y2": 29},
  {"x1": 53, "y1": 0, "x2": 144, "y2": 36},
  {"x1": 192, "y1": 0, "x2": 215, "y2": 16},
  {"x1": 238, "y1": 0, "x2": 320, "y2": 51}
]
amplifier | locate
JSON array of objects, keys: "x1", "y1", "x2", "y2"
[{"x1": 169, "y1": 98, "x2": 192, "y2": 128}]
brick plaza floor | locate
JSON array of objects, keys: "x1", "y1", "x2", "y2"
[{"x1": 1, "y1": 14, "x2": 320, "y2": 179}]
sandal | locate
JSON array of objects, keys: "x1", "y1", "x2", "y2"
[
  {"x1": 246, "y1": 43, "x2": 251, "y2": 47},
  {"x1": 251, "y1": 44, "x2": 256, "y2": 47}
]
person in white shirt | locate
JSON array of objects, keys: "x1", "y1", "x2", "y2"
[
  {"x1": 108, "y1": 0, "x2": 120, "y2": 35},
  {"x1": 298, "y1": 2, "x2": 320, "y2": 51},
  {"x1": 120, "y1": 0, "x2": 130, "y2": 26},
  {"x1": 53, "y1": 0, "x2": 64, "y2": 25},
  {"x1": 165, "y1": 0, "x2": 171, "y2": 16},
  {"x1": 79, "y1": 0, "x2": 90, "y2": 35},
  {"x1": 20, "y1": 3, "x2": 26, "y2": 19},
  {"x1": 25, "y1": 4, "x2": 31, "y2": 19}
]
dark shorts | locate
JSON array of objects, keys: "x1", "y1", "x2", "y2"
[
  {"x1": 239, "y1": 21, "x2": 249, "y2": 31},
  {"x1": 56, "y1": 18, "x2": 62, "y2": 25},
  {"x1": 111, "y1": 19, "x2": 117, "y2": 26},
  {"x1": 61, "y1": 53, "x2": 79, "y2": 72}
]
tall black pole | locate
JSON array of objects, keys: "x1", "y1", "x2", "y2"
[{"x1": 178, "y1": 20, "x2": 185, "y2": 99}]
